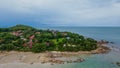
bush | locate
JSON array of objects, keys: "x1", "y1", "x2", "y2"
[
  {"x1": 0, "y1": 44, "x2": 14, "y2": 51},
  {"x1": 31, "y1": 43, "x2": 46, "y2": 53}
]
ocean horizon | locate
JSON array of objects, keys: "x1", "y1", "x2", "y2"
[
  {"x1": 0, "y1": 26, "x2": 120, "y2": 68},
  {"x1": 1, "y1": 0, "x2": 120, "y2": 68}
]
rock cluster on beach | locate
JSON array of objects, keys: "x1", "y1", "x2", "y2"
[
  {"x1": 0, "y1": 45, "x2": 110, "y2": 65},
  {"x1": 39, "y1": 52, "x2": 85, "y2": 65},
  {"x1": 41, "y1": 58, "x2": 85, "y2": 65},
  {"x1": 116, "y1": 62, "x2": 120, "y2": 66},
  {"x1": 0, "y1": 51, "x2": 85, "y2": 65}
]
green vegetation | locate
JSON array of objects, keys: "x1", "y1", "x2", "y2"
[{"x1": 0, "y1": 25, "x2": 97, "y2": 53}]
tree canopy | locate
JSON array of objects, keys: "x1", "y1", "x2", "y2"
[{"x1": 0, "y1": 25, "x2": 97, "y2": 53}]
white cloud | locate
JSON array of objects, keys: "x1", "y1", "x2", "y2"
[{"x1": 0, "y1": 0, "x2": 120, "y2": 26}]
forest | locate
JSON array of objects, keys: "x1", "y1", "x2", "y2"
[{"x1": 0, "y1": 25, "x2": 97, "y2": 53}]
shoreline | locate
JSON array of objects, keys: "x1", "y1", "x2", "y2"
[{"x1": 0, "y1": 45, "x2": 110, "y2": 65}]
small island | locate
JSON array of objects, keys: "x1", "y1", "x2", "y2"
[
  {"x1": 0, "y1": 24, "x2": 98, "y2": 52},
  {"x1": 0, "y1": 25, "x2": 110, "y2": 64}
]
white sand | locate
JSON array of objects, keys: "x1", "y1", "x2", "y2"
[
  {"x1": 0, "y1": 62, "x2": 53, "y2": 68},
  {"x1": 0, "y1": 45, "x2": 110, "y2": 68}
]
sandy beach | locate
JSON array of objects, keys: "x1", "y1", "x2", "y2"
[{"x1": 0, "y1": 45, "x2": 110, "y2": 68}]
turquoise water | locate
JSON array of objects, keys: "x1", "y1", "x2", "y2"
[{"x1": 39, "y1": 27, "x2": 120, "y2": 68}]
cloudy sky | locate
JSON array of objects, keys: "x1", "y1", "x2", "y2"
[{"x1": 0, "y1": 0, "x2": 120, "y2": 27}]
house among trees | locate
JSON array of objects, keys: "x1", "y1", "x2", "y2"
[
  {"x1": 20, "y1": 36, "x2": 27, "y2": 41},
  {"x1": 62, "y1": 32, "x2": 68, "y2": 36},
  {"x1": 35, "y1": 32, "x2": 41, "y2": 34},
  {"x1": 0, "y1": 25, "x2": 98, "y2": 53},
  {"x1": 28, "y1": 35, "x2": 35, "y2": 48},
  {"x1": 29, "y1": 35, "x2": 35, "y2": 40},
  {"x1": 12, "y1": 30, "x2": 23, "y2": 36}
]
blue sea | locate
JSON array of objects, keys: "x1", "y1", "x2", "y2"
[{"x1": 39, "y1": 27, "x2": 120, "y2": 68}]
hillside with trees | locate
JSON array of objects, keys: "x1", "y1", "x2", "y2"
[{"x1": 0, "y1": 25, "x2": 97, "y2": 53}]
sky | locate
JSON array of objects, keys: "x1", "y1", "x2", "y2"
[{"x1": 0, "y1": 0, "x2": 120, "y2": 27}]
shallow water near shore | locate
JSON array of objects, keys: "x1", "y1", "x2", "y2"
[
  {"x1": 0, "y1": 50, "x2": 120, "y2": 68},
  {"x1": 0, "y1": 27, "x2": 120, "y2": 68},
  {"x1": 37, "y1": 27, "x2": 120, "y2": 68}
]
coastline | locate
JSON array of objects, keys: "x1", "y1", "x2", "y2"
[{"x1": 0, "y1": 45, "x2": 110, "y2": 65}]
